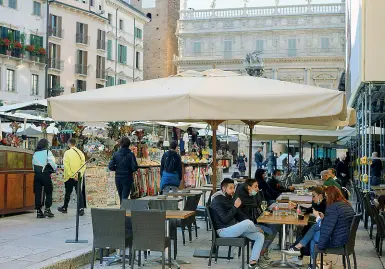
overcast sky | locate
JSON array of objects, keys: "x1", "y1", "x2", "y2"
[{"x1": 185, "y1": 0, "x2": 342, "y2": 10}]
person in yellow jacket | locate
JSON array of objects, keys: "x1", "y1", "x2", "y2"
[{"x1": 58, "y1": 138, "x2": 86, "y2": 215}]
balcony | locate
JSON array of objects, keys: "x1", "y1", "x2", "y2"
[
  {"x1": 75, "y1": 64, "x2": 88, "y2": 76},
  {"x1": 97, "y1": 40, "x2": 106, "y2": 50},
  {"x1": 49, "y1": 26, "x2": 63, "y2": 39},
  {"x1": 48, "y1": 58, "x2": 64, "y2": 71},
  {"x1": 76, "y1": 33, "x2": 90, "y2": 45},
  {"x1": 96, "y1": 69, "x2": 106, "y2": 79},
  {"x1": 0, "y1": 48, "x2": 46, "y2": 63}
]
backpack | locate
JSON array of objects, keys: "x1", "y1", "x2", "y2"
[{"x1": 165, "y1": 154, "x2": 176, "y2": 173}]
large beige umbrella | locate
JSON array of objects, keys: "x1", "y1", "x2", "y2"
[{"x1": 48, "y1": 70, "x2": 347, "y2": 188}]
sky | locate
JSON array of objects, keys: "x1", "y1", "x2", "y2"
[{"x1": 185, "y1": 0, "x2": 342, "y2": 10}]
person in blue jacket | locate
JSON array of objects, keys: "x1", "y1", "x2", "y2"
[
  {"x1": 311, "y1": 186, "x2": 355, "y2": 269},
  {"x1": 160, "y1": 141, "x2": 182, "y2": 193}
]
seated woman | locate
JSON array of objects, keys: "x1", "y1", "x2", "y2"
[
  {"x1": 255, "y1": 169, "x2": 279, "y2": 205},
  {"x1": 309, "y1": 186, "x2": 354, "y2": 269},
  {"x1": 235, "y1": 178, "x2": 279, "y2": 263}
]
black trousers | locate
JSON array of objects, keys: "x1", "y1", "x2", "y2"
[
  {"x1": 64, "y1": 178, "x2": 84, "y2": 209},
  {"x1": 115, "y1": 178, "x2": 132, "y2": 203},
  {"x1": 34, "y1": 172, "x2": 53, "y2": 210}
]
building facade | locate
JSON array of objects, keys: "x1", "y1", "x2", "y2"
[
  {"x1": 48, "y1": 0, "x2": 149, "y2": 96},
  {"x1": 130, "y1": 0, "x2": 180, "y2": 80},
  {"x1": 175, "y1": 2, "x2": 346, "y2": 90},
  {"x1": 0, "y1": 0, "x2": 46, "y2": 104}
]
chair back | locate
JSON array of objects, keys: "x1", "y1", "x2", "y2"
[
  {"x1": 206, "y1": 206, "x2": 218, "y2": 241},
  {"x1": 345, "y1": 214, "x2": 362, "y2": 253},
  {"x1": 183, "y1": 193, "x2": 202, "y2": 211},
  {"x1": 91, "y1": 208, "x2": 126, "y2": 249},
  {"x1": 120, "y1": 199, "x2": 149, "y2": 210},
  {"x1": 206, "y1": 191, "x2": 214, "y2": 207},
  {"x1": 148, "y1": 199, "x2": 179, "y2": 210},
  {"x1": 131, "y1": 210, "x2": 167, "y2": 251}
]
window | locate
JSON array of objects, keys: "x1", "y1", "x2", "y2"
[
  {"x1": 96, "y1": 56, "x2": 105, "y2": 79},
  {"x1": 49, "y1": 14, "x2": 62, "y2": 38},
  {"x1": 135, "y1": 51, "x2": 140, "y2": 69},
  {"x1": 193, "y1": 41, "x2": 201, "y2": 55},
  {"x1": 76, "y1": 50, "x2": 88, "y2": 75},
  {"x1": 288, "y1": 38, "x2": 297, "y2": 57},
  {"x1": 106, "y1": 76, "x2": 115, "y2": 87},
  {"x1": 97, "y1": 29, "x2": 106, "y2": 50},
  {"x1": 118, "y1": 79, "x2": 126, "y2": 85},
  {"x1": 76, "y1": 22, "x2": 88, "y2": 44},
  {"x1": 76, "y1": 80, "x2": 86, "y2": 92},
  {"x1": 119, "y1": 19, "x2": 124, "y2": 30},
  {"x1": 256, "y1": 40, "x2": 264, "y2": 52},
  {"x1": 30, "y1": 34, "x2": 43, "y2": 48},
  {"x1": 48, "y1": 74, "x2": 60, "y2": 91},
  {"x1": 118, "y1": 44, "x2": 127, "y2": 64},
  {"x1": 33, "y1": 1, "x2": 41, "y2": 16},
  {"x1": 135, "y1": 27, "x2": 142, "y2": 39},
  {"x1": 142, "y1": 0, "x2": 156, "y2": 8},
  {"x1": 6, "y1": 69, "x2": 15, "y2": 92},
  {"x1": 108, "y1": 13, "x2": 112, "y2": 25},
  {"x1": 48, "y1": 43, "x2": 61, "y2": 69},
  {"x1": 0, "y1": 0, "x2": 3, "y2": 5},
  {"x1": 321, "y1": 37, "x2": 330, "y2": 50},
  {"x1": 107, "y1": 40, "x2": 113, "y2": 60},
  {"x1": 224, "y1": 40, "x2": 232, "y2": 59},
  {"x1": 96, "y1": 84, "x2": 104, "y2": 89},
  {"x1": 90, "y1": 0, "x2": 94, "y2": 6},
  {"x1": 8, "y1": 0, "x2": 16, "y2": 9},
  {"x1": 31, "y1": 74, "x2": 39, "y2": 95},
  {"x1": 1, "y1": 27, "x2": 20, "y2": 42}
]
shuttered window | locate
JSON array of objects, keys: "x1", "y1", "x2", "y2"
[
  {"x1": 107, "y1": 40, "x2": 113, "y2": 60},
  {"x1": 118, "y1": 44, "x2": 127, "y2": 64}
]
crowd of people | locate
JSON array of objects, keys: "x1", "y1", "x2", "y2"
[{"x1": 208, "y1": 167, "x2": 355, "y2": 269}]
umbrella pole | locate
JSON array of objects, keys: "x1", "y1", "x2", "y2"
[
  {"x1": 242, "y1": 121, "x2": 257, "y2": 179},
  {"x1": 208, "y1": 121, "x2": 223, "y2": 192},
  {"x1": 287, "y1": 139, "x2": 290, "y2": 174},
  {"x1": 299, "y1": 135, "x2": 303, "y2": 179}
]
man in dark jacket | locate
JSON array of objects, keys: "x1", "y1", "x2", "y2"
[
  {"x1": 268, "y1": 170, "x2": 295, "y2": 195},
  {"x1": 371, "y1": 152, "x2": 383, "y2": 186},
  {"x1": 109, "y1": 137, "x2": 138, "y2": 202},
  {"x1": 210, "y1": 178, "x2": 265, "y2": 269},
  {"x1": 255, "y1": 169, "x2": 279, "y2": 203},
  {"x1": 255, "y1": 148, "x2": 263, "y2": 169},
  {"x1": 335, "y1": 156, "x2": 349, "y2": 187},
  {"x1": 160, "y1": 141, "x2": 182, "y2": 193}
]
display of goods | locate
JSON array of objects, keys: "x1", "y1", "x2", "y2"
[
  {"x1": 183, "y1": 165, "x2": 209, "y2": 188},
  {"x1": 135, "y1": 129, "x2": 145, "y2": 141},
  {"x1": 138, "y1": 160, "x2": 161, "y2": 166},
  {"x1": 83, "y1": 141, "x2": 105, "y2": 153},
  {"x1": 182, "y1": 155, "x2": 208, "y2": 164},
  {"x1": 131, "y1": 167, "x2": 161, "y2": 198}
]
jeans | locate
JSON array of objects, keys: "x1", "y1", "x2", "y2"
[
  {"x1": 299, "y1": 223, "x2": 320, "y2": 247},
  {"x1": 115, "y1": 177, "x2": 132, "y2": 203},
  {"x1": 218, "y1": 220, "x2": 265, "y2": 262},
  {"x1": 34, "y1": 172, "x2": 53, "y2": 210},
  {"x1": 63, "y1": 178, "x2": 84, "y2": 209},
  {"x1": 256, "y1": 162, "x2": 263, "y2": 169},
  {"x1": 258, "y1": 224, "x2": 279, "y2": 249}
]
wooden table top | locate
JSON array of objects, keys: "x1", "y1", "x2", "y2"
[
  {"x1": 126, "y1": 210, "x2": 195, "y2": 219},
  {"x1": 165, "y1": 191, "x2": 203, "y2": 197},
  {"x1": 277, "y1": 193, "x2": 313, "y2": 204},
  {"x1": 137, "y1": 196, "x2": 183, "y2": 202},
  {"x1": 187, "y1": 187, "x2": 213, "y2": 192},
  {"x1": 257, "y1": 213, "x2": 309, "y2": 225},
  {"x1": 372, "y1": 186, "x2": 385, "y2": 191},
  {"x1": 374, "y1": 190, "x2": 385, "y2": 196}
]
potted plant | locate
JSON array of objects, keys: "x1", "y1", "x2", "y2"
[
  {"x1": 35, "y1": 47, "x2": 46, "y2": 63},
  {"x1": 3, "y1": 38, "x2": 11, "y2": 55},
  {"x1": 26, "y1": 44, "x2": 35, "y2": 61},
  {"x1": 14, "y1": 41, "x2": 23, "y2": 58}
]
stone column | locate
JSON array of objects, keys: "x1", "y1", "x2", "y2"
[
  {"x1": 272, "y1": 68, "x2": 278, "y2": 80},
  {"x1": 305, "y1": 68, "x2": 311, "y2": 85}
]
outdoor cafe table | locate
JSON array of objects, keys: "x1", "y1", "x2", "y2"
[
  {"x1": 258, "y1": 213, "x2": 309, "y2": 269},
  {"x1": 277, "y1": 193, "x2": 313, "y2": 204},
  {"x1": 371, "y1": 185, "x2": 385, "y2": 191}
]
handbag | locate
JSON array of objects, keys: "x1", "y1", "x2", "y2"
[
  {"x1": 163, "y1": 126, "x2": 170, "y2": 147},
  {"x1": 43, "y1": 149, "x2": 55, "y2": 174}
]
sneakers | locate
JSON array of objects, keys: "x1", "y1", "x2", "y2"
[
  {"x1": 287, "y1": 256, "x2": 303, "y2": 265},
  {"x1": 79, "y1": 208, "x2": 85, "y2": 216},
  {"x1": 44, "y1": 208, "x2": 55, "y2": 218},
  {"x1": 36, "y1": 209, "x2": 45, "y2": 218},
  {"x1": 282, "y1": 246, "x2": 301, "y2": 256},
  {"x1": 248, "y1": 263, "x2": 261, "y2": 269},
  {"x1": 263, "y1": 252, "x2": 271, "y2": 261},
  {"x1": 58, "y1": 206, "x2": 68, "y2": 213}
]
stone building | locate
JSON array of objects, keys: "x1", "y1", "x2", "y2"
[
  {"x1": 130, "y1": 0, "x2": 180, "y2": 80},
  {"x1": 175, "y1": 1, "x2": 346, "y2": 90}
]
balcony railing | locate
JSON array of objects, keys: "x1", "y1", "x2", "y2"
[
  {"x1": 180, "y1": 3, "x2": 344, "y2": 20},
  {"x1": 76, "y1": 33, "x2": 90, "y2": 45},
  {"x1": 97, "y1": 40, "x2": 106, "y2": 50},
  {"x1": 96, "y1": 69, "x2": 106, "y2": 79},
  {"x1": 48, "y1": 58, "x2": 64, "y2": 70},
  {"x1": 75, "y1": 64, "x2": 88, "y2": 75},
  {"x1": 49, "y1": 26, "x2": 63, "y2": 38}
]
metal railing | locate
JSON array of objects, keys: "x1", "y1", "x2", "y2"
[
  {"x1": 49, "y1": 26, "x2": 63, "y2": 38},
  {"x1": 177, "y1": 47, "x2": 345, "y2": 60},
  {"x1": 96, "y1": 69, "x2": 106, "y2": 79},
  {"x1": 76, "y1": 33, "x2": 90, "y2": 45},
  {"x1": 180, "y1": 3, "x2": 344, "y2": 20},
  {"x1": 48, "y1": 58, "x2": 64, "y2": 70},
  {"x1": 97, "y1": 40, "x2": 106, "y2": 50},
  {"x1": 75, "y1": 64, "x2": 88, "y2": 75}
]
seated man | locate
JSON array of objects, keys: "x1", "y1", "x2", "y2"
[
  {"x1": 255, "y1": 169, "x2": 279, "y2": 204},
  {"x1": 267, "y1": 170, "x2": 295, "y2": 194},
  {"x1": 235, "y1": 178, "x2": 279, "y2": 262},
  {"x1": 321, "y1": 170, "x2": 341, "y2": 189},
  {"x1": 211, "y1": 178, "x2": 266, "y2": 269}
]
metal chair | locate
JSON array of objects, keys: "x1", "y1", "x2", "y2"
[
  {"x1": 206, "y1": 207, "x2": 248, "y2": 269},
  {"x1": 121, "y1": 199, "x2": 149, "y2": 210},
  {"x1": 148, "y1": 199, "x2": 179, "y2": 260},
  {"x1": 313, "y1": 214, "x2": 362, "y2": 269},
  {"x1": 180, "y1": 193, "x2": 202, "y2": 244},
  {"x1": 90, "y1": 208, "x2": 132, "y2": 269},
  {"x1": 130, "y1": 210, "x2": 171, "y2": 269}
]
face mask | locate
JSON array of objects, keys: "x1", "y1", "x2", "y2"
[
  {"x1": 225, "y1": 192, "x2": 232, "y2": 199},
  {"x1": 251, "y1": 190, "x2": 258, "y2": 196},
  {"x1": 317, "y1": 198, "x2": 322, "y2": 205}
]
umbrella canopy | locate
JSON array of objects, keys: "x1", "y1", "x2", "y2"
[{"x1": 48, "y1": 70, "x2": 347, "y2": 124}]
